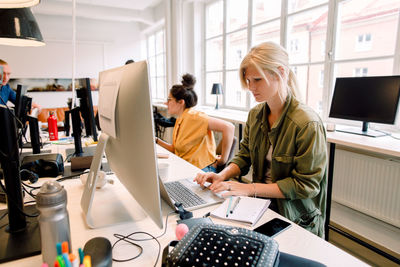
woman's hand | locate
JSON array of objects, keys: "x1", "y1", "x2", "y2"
[
  {"x1": 194, "y1": 172, "x2": 224, "y2": 187},
  {"x1": 210, "y1": 181, "x2": 253, "y2": 197}
]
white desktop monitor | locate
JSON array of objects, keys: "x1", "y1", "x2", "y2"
[{"x1": 81, "y1": 61, "x2": 163, "y2": 229}]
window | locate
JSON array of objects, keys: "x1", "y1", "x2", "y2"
[
  {"x1": 202, "y1": 0, "x2": 400, "y2": 129},
  {"x1": 355, "y1": 33, "x2": 372, "y2": 51},
  {"x1": 354, "y1": 67, "x2": 368, "y2": 77},
  {"x1": 290, "y1": 39, "x2": 300, "y2": 53},
  {"x1": 319, "y1": 70, "x2": 324, "y2": 87},
  {"x1": 147, "y1": 29, "x2": 166, "y2": 101}
]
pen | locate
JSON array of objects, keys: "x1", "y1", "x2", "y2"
[
  {"x1": 83, "y1": 255, "x2": 92, "y2": 267},
  {"x1": 226, "y1": 196, "x2": 233, "y2": 217},
  {"x1": 56, "y1": 242, "x2": 62, "y2": 255},
  {"x1": 78, "y1": 248, "x2": 84, "y2": 264},
  {"x1": 230, "y1": 197, "x2": 241, "y2": 214}
]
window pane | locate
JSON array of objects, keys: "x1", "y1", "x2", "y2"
[
  {"x1": 151, "y1": 77, "x2": 157, "y2": 97},
  {"x1": 205, "y1": 72, "x2": 223, "y2": 105},
  {"x1": 157, "y1": 77, "x2": 165, "y2": 100},
  {"x1": 206, "y1": 38, "x2": 223, "y2": 71},
  {"x1": 226, "y1": 30, "x2": 247, "y2": 70},
  {"x1": 156, "y1": 30, "x2": 164, "y2": 53},
  {"x1": 206, "y1": 1, "x2": 223, "y2": 38},
  {"x1": 252, "y1": 20, "x2": 280, "y2": 46},
  {"x1": 253, "y1": 0, "x2": 281, "y2": 24},
  {"x1": 334, "y1": 59, "x2": 394, "y2": 78},
  {"x1": 156, "y1": 54, "x2": 164, "y2": 76},
  {"x1": 287, "y1": 6, "x2": 328, "y2": 64},
  {"x1": 226, "y1": 0, "x2": 248, "y2": 32},
  {"x1": 335, "y1": 0, "x2": 400, "y2": 60},
  {"x1": 288, "y1": 0, "x2": 328, "y2": 14},
  {"x1": 149, "y1": 56, "x2": 156, "y2": 77},
  {"x1": 148, "y1": 35, "x2": 155, "y2": 57},
  {"x1": 296, "y1": 64, "x2": 324, "y2": 114},
  {"x1": 226, "y1": 70, "x2": 246, "y2": 108}
]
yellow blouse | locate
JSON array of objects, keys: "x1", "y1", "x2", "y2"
[{"x1": 172, "y1": 108, "x2": 216, "y2": 169}]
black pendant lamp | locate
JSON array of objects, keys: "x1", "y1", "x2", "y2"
[
  {"x1": 0, "y1": 0, "x2": 40, "y2": 8},
  {"x1": 0, "y1": 8, "x2": 45, "y2": 46}
]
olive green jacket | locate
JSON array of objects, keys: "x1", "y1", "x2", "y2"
[{"x1": 230, "y1": 95, "x2": 327, "y2": 237}]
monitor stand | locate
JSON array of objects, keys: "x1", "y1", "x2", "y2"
[
  {"x1": 336, "y1": 122, "x2": 388, "y2": 138},
  {"x1": 0, "y1": 205, "x2": 41, "y2": 263},
  {"x1": 80, "y1": 133, "x2": 133, "y2": 228}
]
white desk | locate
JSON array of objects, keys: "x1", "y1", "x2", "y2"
[{"x1": 1, "y1": 145, "x2": 367, "y2": 266}]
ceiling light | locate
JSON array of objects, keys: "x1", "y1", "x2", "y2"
[{"x1": 0, "y1": 8, "x2": 45, "y2": 47}]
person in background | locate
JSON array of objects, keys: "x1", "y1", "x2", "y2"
[
  {"x1": 0, "y1": 59, "x2": 41, "y2": 109},
  {"x1": 195, "y1": 42, "x2": 327, "y2": 237},
  {"x1": 125, "y1": 59, "x2": 135, "y2": 65},
  {"x1": 156, "y1": 73, "x2": 235, "y2": 173}
]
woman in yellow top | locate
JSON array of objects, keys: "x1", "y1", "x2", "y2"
[{"x1": 156, "y1": 74, "x2": 235, "y2": 172}]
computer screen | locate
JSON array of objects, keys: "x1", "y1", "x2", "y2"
[
  {"x1": 329, "y1": 76, "x2": 400, "y2": 137},
  {"x1": 81, "y1": 61, "x2": 163, "y2": 229},
  {"x1": 76, "y1": 78, "x2": 98, "y2": 142}
]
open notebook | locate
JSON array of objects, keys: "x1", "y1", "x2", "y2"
[{"x1": 211, "y1": 196, "x2": 271, "y2": 226}]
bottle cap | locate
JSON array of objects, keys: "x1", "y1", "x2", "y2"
[{"x1": 36, "y1": 181, "x2": 67, "y2": 207}]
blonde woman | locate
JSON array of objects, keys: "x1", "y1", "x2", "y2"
[
  {"x1": 157, "y1": 73, "x2": 234, "y2": 173},
  {"x1": 195, "y1": 42, "x2": 327, "y2": 237}
]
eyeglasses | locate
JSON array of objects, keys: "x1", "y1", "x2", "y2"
[{"x1": 166, "y1": 97, "x2": 173, "y2": 103}]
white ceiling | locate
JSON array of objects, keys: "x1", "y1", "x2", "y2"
[{"x1": 33, "y1": 0, "x2": 163, "y2": 25}]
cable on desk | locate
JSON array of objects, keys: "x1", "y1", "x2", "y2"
[
  {"x1": 0, "y1": 211, "x2": 8, "y2": 221},
  {"x1": 111, "y1": 210, "x2": 176, "y2": 266},
  {"x1": 56, "y1": 171, "x2": 86, "y2": 182},
  {"x1": 0, "y1": 180, "x2": 39, "y2": 218}
]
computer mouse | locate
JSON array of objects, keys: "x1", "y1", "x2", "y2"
[{"x1": 83, "y1": 237, "x2": 112, "y2": 267}]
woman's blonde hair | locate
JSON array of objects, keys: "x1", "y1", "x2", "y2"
[{"x1": 239, "y1": 42, "x2": 300, "y2": 102}]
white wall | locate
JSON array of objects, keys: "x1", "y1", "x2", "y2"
[{"x1": 1, "y1": 14, "x2": 143, "y2": 108}]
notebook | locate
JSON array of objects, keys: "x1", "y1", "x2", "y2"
[
  {"x1": 210, "y1": 196, "x2": 271, "y2": 226},
  {"x1": 159, "y1": 177, "x2": 224, "y2": 211}
]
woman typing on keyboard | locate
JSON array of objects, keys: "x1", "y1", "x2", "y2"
[
  {"x1": 156, "y1": 73, "x2": 234, "y2": 173},
  {"x1": 195, "y1": 42, "x2": 327, "y2": 238}
]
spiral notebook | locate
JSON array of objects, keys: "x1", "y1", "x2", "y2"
[{"x1": 210, "y1": 196, "x2": 271, "y2": 226}]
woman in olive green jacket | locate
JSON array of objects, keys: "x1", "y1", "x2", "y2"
[{"x1": 195, "y1": 42, "x2": 327, "y2": 238}]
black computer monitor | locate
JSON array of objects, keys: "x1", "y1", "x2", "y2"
[
  {"x1": 329, "y1": 76, "x2": 400, "y2": 137},
  {"x1": 27, "y1": 116, "x2": 41, "y2": 154},
  {"x1": 76, "y1": 78, "x2": 98, "y2": 142},
  {"x1": 0, "y1": 105, "x2": 41, "y2": 263}
]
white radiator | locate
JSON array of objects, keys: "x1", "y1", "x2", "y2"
[{"x1": 332, "y1": 149, "x2": 400, "y2": 228}]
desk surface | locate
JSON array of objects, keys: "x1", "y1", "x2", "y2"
[
  {"x1": 1, "y1": 145, "x2": 367, "y2": 266},
  {"x1": 327, "y1": 130, "x2": 400, "y2": 158}
]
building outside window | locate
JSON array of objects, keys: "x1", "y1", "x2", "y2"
[
  {"x1": 147, "y1": 29, "x2": 166, "y2": 101},
  {"x1": 203, "y1": 0, "x2": 400, "y2": 129},
  {"x1": 354, "y1": 67, "x2": 368, "y2": 77},
  {"x1": 355, "y1": 33, "x2": 372, "y2": 51}
]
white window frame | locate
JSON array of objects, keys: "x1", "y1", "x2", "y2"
[{"x1": 202, "y1": 0, "x2": 400, "y2": 130}]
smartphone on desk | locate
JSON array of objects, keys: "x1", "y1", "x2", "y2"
[{"x1": 254, "y1": 218, "x2": 291, "y2": 237}]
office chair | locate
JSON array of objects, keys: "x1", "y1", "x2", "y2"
[{"x1": 216, "y1": 136, "x2": 237, "y2": 173}]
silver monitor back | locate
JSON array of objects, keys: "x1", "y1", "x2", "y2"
[{"x1": 81, "y1": 61, "x2": 163, "y2": 229}]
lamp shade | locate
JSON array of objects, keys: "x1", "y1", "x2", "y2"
[
  {"x1": 211, "y1": 83, "x2": 223, "y2": 95},
  {"x1": 0, "y1": 8, "x2": 45, "y2": 47},
  {"x1": 0, "y1": 0, "x2": 40, "y2": 8}
]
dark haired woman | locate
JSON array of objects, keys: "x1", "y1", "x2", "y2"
[{"x1": 156, "y1": 73, "x2": 234, "y2": 172}]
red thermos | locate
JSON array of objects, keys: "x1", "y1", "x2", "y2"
[{"x1": 48, "y1": 112, "x2": 58, "y2": 141}]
